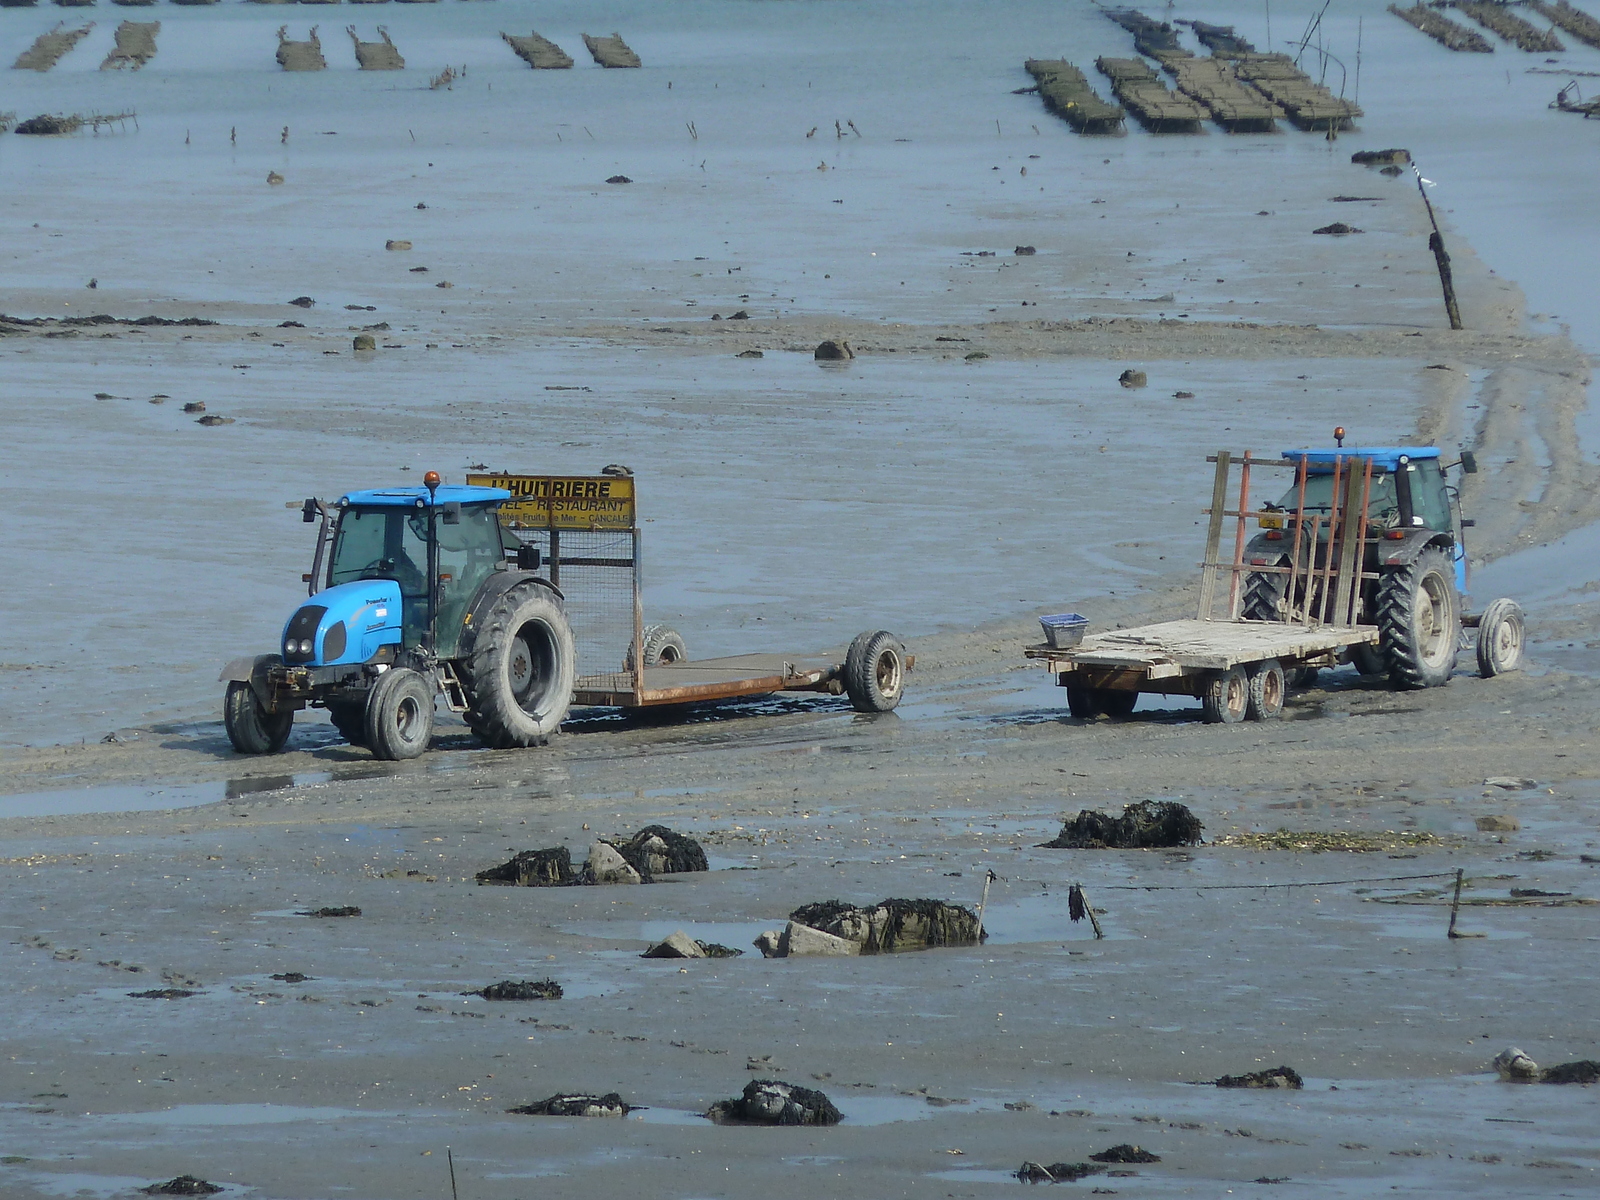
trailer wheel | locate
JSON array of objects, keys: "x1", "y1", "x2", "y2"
[
  {"x1": 1098, "y1": 689, "x2": 1138, "y2": 718},
  {"x1": 326, "y1": 700, "x2": 367, "y2": 747},
  {"x1": 1349, "y1": 642, "x2": 1386, "y2": 677},
  {"x1": 1247, "y1": 659, "x2": 1285, "y2": 720},
  {"x1": 1064, "y1": 684, "x2": 1099, "y2": 719},
  {"x1": 1202, "y1": 666, "x2": 1249, "y2": 724},
  {"x1": 224, "y1": 680, "x2": 293, "y2": 754},
  {"x1": 1288, "y1": 666, "x2": 1319, "y2": 689},
  {"x1": 624, "y1": 624, "x2": 687, "y2": 672},
  {"x1": 843, "y1": 630, "x2": 905, "y2": 712},
  {"x1": 463, "y1": 583, "x2": 577, "y2": 748},
  {"x1": 1476, "y1": 598, "x2": 1525, "y2": 678},
  {"x1": 1377, "y1": 547, "x2": 1459, "y2": 690},
  {"x1": 364, "y1": 668, "x2": 435, "y2": 761}
]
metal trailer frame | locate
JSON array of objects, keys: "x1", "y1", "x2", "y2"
[
  {"x1": 1025, "y1": 449, "x2": 1381, "y2": 718},
  {"x1": 466, "y1": 470, "x2": 910, "y2": 711}
]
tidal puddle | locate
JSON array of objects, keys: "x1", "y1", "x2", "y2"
[
  {"x1": 100, "y1": 1103, "x2": 399, "y2": 1126},
  {"x1": 0, "y1": 772, "x2": 332, "y2": 819}
]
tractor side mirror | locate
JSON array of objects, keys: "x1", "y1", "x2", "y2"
[
  {"x1": 441, "y1": 501, "x2": 461, "y2": 525},
  {"x1": 516, "y1": 544, "x2": 541, "y2": 571},
  {"x1": 1460, "y1": 450, "x2": 1478, "y2": 475},
  {"x1": 301, "y1": 498, "x2": 319, "y2": 523}
]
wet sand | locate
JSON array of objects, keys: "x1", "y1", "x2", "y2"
[{"x1": 4, "y1": 1, "x2": 1600, "y2": 1194}]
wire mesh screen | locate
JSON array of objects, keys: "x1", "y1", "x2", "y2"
[{"x1": 508, "y1": 528, "x2": 637, "y2": 693}]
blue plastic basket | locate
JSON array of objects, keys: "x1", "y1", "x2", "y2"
[{"x1": 1040, "y1": 613, "x2": 1088, "y2": 649}]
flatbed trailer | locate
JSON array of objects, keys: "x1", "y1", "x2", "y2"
[
  {"x1": 1025, "y1": 618, "x2": 1377, "y2": 721},
  {"x1": 573, "y1": 650, "x2": 908, "y2": 709}
]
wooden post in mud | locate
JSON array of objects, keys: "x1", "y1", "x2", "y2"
[
  {"x1": 1414, "y1": 166, "x2": 1464, "y2": 331},
  {"x1": 446, "y1": 1147, "x2": 458, "y2": 1200},
  {"x1": 1081, "y1": 888, "x2": 1104, "y2": 940},
  {"x1": 975, "y1": 869, "x2": 995, "y2": 938},
  {"x1": 1447, "y1": 867, "x2": 1465, "y2": 938}
]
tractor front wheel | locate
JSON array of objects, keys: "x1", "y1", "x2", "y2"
[
  {"x1": 463, "y1": 584, "x2": 577, "y2": 748},
  {"x1": 364, "y1": 668, "x2": 435, "y2": 761},
  {"x1": 224, "y1": 680, "x2": 293, "y2": 755},
  {"x1": 1476, "y1": 597, "x2": 1525, "y2": 678},
  {"x1": 1377, "y1": 547, "x2": 1460, "y2": 690}
]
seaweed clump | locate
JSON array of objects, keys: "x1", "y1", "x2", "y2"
[
  {"x1": 1016, "y1": 1161, "x2": 1105, "y2": 1182},
  {"x1": 788, "y1": 898, "x2": 983, "y2": 952},
  {"x1": 508, "y1": 1092, "x2": 634, "y2": 1117},
  {"x1": 1042, "y1": 800, "x2": 1203, "y2": 849},
  {"x1": 612, "y1": 825, "x2": 708, "y2": 876},
  {"x1": 707, "y1": 1079, "x2": 841, "y2": 1126},
  {"x1": 140, "y1": 1179, "x2": 222, "y2": 1197},
  {"x1": 1090, "y1": 1144, "x2": 1161, "y2": 1163},
  {"x1": 476, "y1": 847, "x2": 574, "y2": 887},
  {"x1": 1214, "y1": 1065, "x2": 1303, "y2": 1089},
  {"x1": 474, "y1": 979, "x2": 562, "y2": 1001},
  {"x1": 1541, "y1": 1060, "x2": 1600, "y2": 1085}
]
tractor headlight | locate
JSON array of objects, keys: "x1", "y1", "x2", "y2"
[{"x1": 299, "y1": 638, "x2": 314, "y2": 655}]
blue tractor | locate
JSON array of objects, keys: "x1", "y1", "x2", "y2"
[
  {"x1": 1242, "y1": 438, "x2": 1524, "y2": 687},
  {"x1": 220, "y1": 471, "x2": 576, "y2": 760}
]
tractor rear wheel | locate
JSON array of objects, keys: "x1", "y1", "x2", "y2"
[
  {"x1": 1247, "y1": 659, "x2": 1286, "y2": 720},
  {"x1": 1202, "y1": 665, "x2": 1249, "y2": 724},
  {"x1": 843, "y1": 630, "x2": 906, "y2": 712},
  {"x1": 1476, "y1": 598, "x2": 1525, "y2": 678},
  {"x1": 224, "y1": 680, "x2": 293, "y2": 754},
  {"x1": 364, "y1": 668, "x2": 435, "y2": 761},
  {"x1": 1242, "y1": 564, "x2": 1286, "y2": 621},
  {"x1": 1349, "y1": 642, "x2": 1386, "y2": 677},
  {"x1": 463, "y1": 583, "x2": 576, "y2": 748},
  {"x1": 326, "y1": 700, "x2": 367, "y2": 747},
  {"x1": 1377, "y1": 547, "x2": 1459, "y2": 690}
]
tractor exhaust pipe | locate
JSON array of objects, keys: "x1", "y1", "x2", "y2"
[{"x1": 424, "y1": 470, "x2": 441, "y2": 654}]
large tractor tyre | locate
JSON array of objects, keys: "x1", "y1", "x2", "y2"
[
  {"x1": 1241, "y1": 566, "x2": 1286, "y2": 622},
  {"x1": 623, "y1": 624, "x2": 687, "y2": 672},
  {"x1": 363, "y1": 668, "x2": 435, "y2": 761},
  {"x1": 1247, "y1": 659, "x2": 1286, "y2": 721},
  {"x1": 1064, "y1": 684, "x2": 1100, "y2": 719},
  {"x1": 1096, "y1": 688, "x2": 1138, "y2": 718},
  {"x1": 325, "y1": 700, "x2": 367, "y2": 747},
  {"x1": 1201, "y1": 665, "x2": 1249, "y2": 724},
  {"x1": 1288, "y1": 666, "x2": 1319, "y2": 690},
  {"x1": 1377, "y1": 547, "x2": 1460, "y2": 690},
  {"x1": 463, "y1": 584, "x2": 577, "y2": 748},
  {"x1": 1349, "y1": 642, "x2": 1387, "y2": 677},
  {"x1": 1476, "y1": 598, "x2": 1525, "y2": 678},
  {"x1": 224, "y1": 680, "x2": 293, "y2": 755},
  {"x1": 843, "y1": 630, "x2": 906, "y2": 713}
]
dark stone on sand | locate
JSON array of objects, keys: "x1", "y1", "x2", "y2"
[
  {"x1": 270, "y1": 972, "x2": 310, "y2": 983},
  {"x1": 814, "y1": 339, "x2": 854, "y2": 360},
  {"x1": 1119, "y1": 368, "x2": 1147, "y2": 388},
  {"x1": 1016, "y1": 1161, "x2": 1106, "y2": 1182},
  {"x1": 1350, "y1": 148, "x2": 1410, "y2": 166},
  {"x1": 1042, "y1": 800, "x2": 1203, "y2": 849},
  {"x1": 728, "y1": 310, "x2": 750, "y2": 320},
  {"x1": 196, "y1": 415, "x2": 226, "y2": 427},
  {"x1": 1015, "y1": 245, "x2": 1037, "y2": 255},
  {"x1": 965, "y1": 350, "x2": 990, "y2": 361},
  {"x1": 606, "y1": 175, "x2": 632, "y2": 184},
  {"x1": 509, "y1": 1092, "x2": 635, "y2": 1117},
  {"x1": 1090, "y1": 1144, "x2": 1161, "y2": 1163},
  {"x1": 788, "y1": 898, "x2": 984, "y2": 953},
  {"x1": 140, "y1": 1178, "x2": 222, "y2": 1196},
  {"x1": 1541, "y1": 1060, "x2": 1600, "y2": 1084},
  {"x1": 182, "y1": 401, "x2": 205, "y2": 413},
  {"x1": 1379, "y1": 165, "x2": 1404, "y2": 177},
  {"x1": 737, "y1": 349, "x2": 764, "y2": 358},
  {"x1": 1174, "y1": 390, "x2": 1195, "y2": 398},
  {"x1": 279, "y1": 321, "x2": 304, "y2": 328},
  {"x1": 1313, "y1": 222, "x2": 1363, "y2": 235},
  {"x1": 1215, "y1": 1065, "x2": 1303, "y2": 1089},
  {"x1": 298, "y1": 906, "x2": 361, "y2": 918},
  {"x1": 17, "y1": 114, "x2": 80, "y2": 136},
  {"x1": 288, "y1": 296, "x2": 315, "y2": 308},
  {"x1": 610, "y1": 825, "x2": 708, "y2": 877},
  {"x1": 129, "y1": 989, "x2": 197, "y2": 1000},
  {"x1": 477, "y1": 846, "x2": 574, "y2": 887},
  {"x1": 475, "y1": 979, "x2": 563, "y2": 1001},
  {"x1": 707, "y1": 1079, "x2": 842, "y2": 1126}
]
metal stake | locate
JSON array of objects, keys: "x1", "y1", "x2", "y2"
[
  {"x1": 1447, "y1": 867, "x2": 1465, "y2": 938},
  {"x1": 446, "y1": 1147, "x2": 458, "y2": 1200}
]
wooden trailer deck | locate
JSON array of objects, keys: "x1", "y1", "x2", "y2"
[
  {"x1": 1025, "y1": 619, "x2": 1376, "y2": 678},
  {"x1": 574, "y1": 652, "x2": 849, "y2": 708}
]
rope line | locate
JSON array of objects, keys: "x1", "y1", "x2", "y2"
[{"x1": 1100, "y1": 870, "x2": 1458, "y2": 892}]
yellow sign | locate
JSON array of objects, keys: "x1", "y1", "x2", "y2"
[{"x1": 466, "y1": 473, "x2": 636, "y2": 531}]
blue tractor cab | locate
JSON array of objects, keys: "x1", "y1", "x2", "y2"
[{"x1": 221, "y1": 473, "x2": 576, "y2": 761}]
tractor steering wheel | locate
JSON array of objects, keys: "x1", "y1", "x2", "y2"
[{"x1": 357, "y1": 556, "x2": 425, "y2": 594}]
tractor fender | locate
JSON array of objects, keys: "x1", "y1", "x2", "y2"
[
  {"x1": 1376, "y1": 529, "x2": 1454, "y2": 570},
  {"x1": 218, "y1": 654, "x2": 285, "y2": 707},
  {"x1": 455, "y1": 571, "x2": 565, "y2": 661},
  {"x1": 1244, "y1": 531, "x2": 1289, "y2": 565}
]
